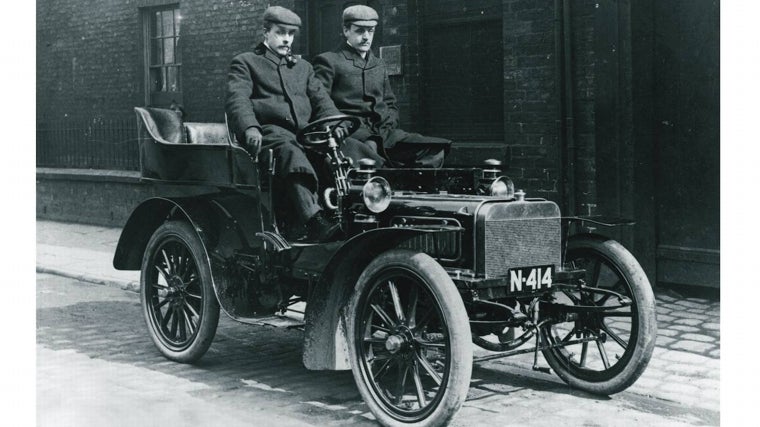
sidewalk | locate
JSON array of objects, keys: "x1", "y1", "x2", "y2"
[{"x1": 36, "y1": 219, "x2": 720, "y2": 414}]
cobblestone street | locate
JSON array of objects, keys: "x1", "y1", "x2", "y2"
[{"x1": 37, "y1": 269, "x2": 720, "y2": 426}]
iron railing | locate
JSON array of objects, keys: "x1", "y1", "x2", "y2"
[{"x1": 36, "y1": 118, "x2": 139, "y2": 170}]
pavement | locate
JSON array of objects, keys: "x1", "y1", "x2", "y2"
[{"x1": 36, "y1": 219, "x2": 721, "y2": 420}]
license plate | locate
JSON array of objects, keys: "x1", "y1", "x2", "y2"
[{"x1": 508, "y1": 265, "x2": 554, "y2": 293}]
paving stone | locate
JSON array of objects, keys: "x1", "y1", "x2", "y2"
[
  {"x1": 639, "y1": 366, "x2": 667, "y2": 381},
  {"x1": 680, "y1": 333, "x2": 715, "y2": 343},
  {"x1": 657, "y1": 328, "x2": 679, "y2": 337},
  {"x1": 656, "y1": 314, "x2": 676, "y2": 323},
  {"x1": 665, "y1": 363, "x2": 709, "y2": 376},
  {"x1": 709, "y1": 348, "x2": 720, "y2": 358},
  {"x1": 670, "y1": 325, "x2": 699, "y2": 332},
  {"x1": 656, "y1": 306, "x2": 672, "y2": 315},
  {"x1": 674, "y1": 300, "x2": 711, "y2": 310},
  {"x1": 672, "y1": 318, "x2": 702, "y2": 327},
  {"x1": 703, "y1": 322, "x2": 720, "y2": 331},
  {"x1": 659, "y1": 350, "x2": 715, "y2": 365},
  {"x1": 659, "y1": 381, "x2": 702, "y2": 396},
  {"x1": 644, "y1": 357, "x2": 668, "y2": 369},
  {"x1": 628, "y1": 376, "x2": 661, "y2": 390},
  {"x1": 704, "y1": 367, "x2": 720, "y2": 380},
  {"x1": 656, "y1": 293, "x2": 677, "y2": 303},
  {"x1": 691, "y1": 378, "x2": 720, "y2": 390},
  {"x1": 670, "y1": 311, "x2": 710, "y2": 321},
  {"x1": 655, "y1": 336, "x2": 676, "y2": 346},
  {"x1": 670, "y1": 340, "x2": 716, "y2": 354}
]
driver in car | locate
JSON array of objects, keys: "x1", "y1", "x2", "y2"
[
  {"x1": 226, "y1": 6, "x2": 384, "y2": 243},
  {"x1": 313, "y1": 5, "x2": 451, "y2": 168}
]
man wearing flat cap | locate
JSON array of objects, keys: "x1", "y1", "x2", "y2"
[
  {"x1": 226, "y1": 6, "x2": 383, "y2": 242},
  {"x1": 313, "y1": 5, "x2": 451, "y2": 168}
]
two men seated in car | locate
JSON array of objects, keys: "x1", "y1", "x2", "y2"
[{"x1": 225, "y1": 5, "x2": 450, "y2": 242}]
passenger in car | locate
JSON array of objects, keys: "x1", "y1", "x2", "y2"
[
  {"x1": 226, "y1": 6, "x2": 383, "y2": 242},
  {"x1": 313, "y1": 5, "x2": 451, "y2": 168}
]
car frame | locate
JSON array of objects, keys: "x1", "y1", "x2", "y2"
[{"x1": 114, "y1": 106, "x2": 657, "y2": 427}]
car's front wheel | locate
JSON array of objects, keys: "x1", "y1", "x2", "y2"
[
  {"x1": 539, "y1": 236, "x2": 657, "y2": 395},
  {"x1": 140, "y1": 221, "x2": 220, "y2": 363},
  {"x1": 346, "y1": 249, "x2": 472, "y2": 427}
]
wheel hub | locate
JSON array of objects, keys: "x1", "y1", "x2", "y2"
[
  {"x1": 385, "y1": 335, "x2": 405, "y2": 353},
  {"x1": 167, "y1": 275, "x2": 187, "y2": 307},
  {"x1": 385, "y1": 326, "x2": 415, "y2": 354}
]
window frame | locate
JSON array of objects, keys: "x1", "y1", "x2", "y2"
[{"x1": 141, "y1": 3, "x2": 182, "y2": 107}]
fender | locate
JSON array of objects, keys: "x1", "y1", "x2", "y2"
[
  {"x1": 112, "y1": 194, "x2": 266, "y2": 319},
  {"x1": 302, "y1": 226, "x2": 460, "y2": 371}
]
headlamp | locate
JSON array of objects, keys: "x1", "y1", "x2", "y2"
[
  {"x1": 362, "y1": 176, "x2": 392, "y2": 213},
  {"x1": 490, "y1": 177, "x2": 515, "y2": 198}
]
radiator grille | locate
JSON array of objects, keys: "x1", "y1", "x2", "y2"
[
  {"x1": 484, "y1": 218, "x2": 561, "y2": 277},
  {"x1": 399, "y1": 231, "x2": 461, "y2": 261}
]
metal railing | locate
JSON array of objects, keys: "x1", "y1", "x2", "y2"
[{"x1": 36, "y1": 118, "x2": 139, "y2": 170}]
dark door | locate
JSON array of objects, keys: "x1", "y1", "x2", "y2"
[
  {"x1": 420, "y1": 0, "x2": 504, "y2": 165},
  {"x1": 652, "y1": 0, "x2": 720, "y2": 288}
]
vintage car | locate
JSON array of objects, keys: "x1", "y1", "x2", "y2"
[{"x1": 113, "y1": 107, "x2": 657, "y2": 427}]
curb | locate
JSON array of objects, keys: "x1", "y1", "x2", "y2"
[{"x1": 37, "y1": 266, "x2": 140, "y2": 293}]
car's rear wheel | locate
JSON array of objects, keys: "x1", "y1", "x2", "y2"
[
  {"x1": 140, "y1": 221, "x2": 220, "y2": 363},
  {"x1": 347, "y1": 249, "x2": 472, "y2": 427},
  {"x1": 539, "y1": 236, "x2": 656, "y2": 394}
]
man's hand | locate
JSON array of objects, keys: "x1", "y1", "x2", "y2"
[
  {"x1": 334, "y1": 126, "x2": 348, "y2": 140},
  {"x1": 244, "y1": 127, "x2": 263, "y2": 151}
]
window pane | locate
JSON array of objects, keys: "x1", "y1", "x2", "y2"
[
  {"x1": 167, "y1": 67, "x2": 179, "y2": 92},
  {"x1": 174, "y1": 9, "x2": 181, "y2": 36},
  {"x1": 162, "y1": 10, "x2": 174, "y2": 37},
  {"x1": 150, "y1": 68, "x2": 165, "y2": 92},
  {"x1": 175, "y1": 37, "x2": 181, "y2": 63},
  {"x1": 153, "y1": 11, "x2": 162, "y2": 37},
  {"x1": 151, "y1": 39, "x2": 163, "y2": 65},
  {"x1": 164, "y1": 39, "x2": 174, "y2": 64}
]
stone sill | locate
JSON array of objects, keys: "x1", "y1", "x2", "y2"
[{"x1": 36, "y1": 168, "x2": 141, "y2": 184}]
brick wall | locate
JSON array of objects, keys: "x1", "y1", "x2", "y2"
[
  {"x1": 571, "y1": 0, "x2": 598, "y2": 215},
  {"x1": 502, "y1": 0, "x2": 561, "y2": 201},
  {"x1": 37, "y1": 0, "x2": 602, "y2": 208},
  {"x1": 36, "y1": 169, "x2": 156, "y2": 227},
  {"x1": 36, "y1": 0, "x2": 294, "y2": 124},
  {"x1": 37, "y1": 0, "x2": 142, "y2": 121},
  {"x1": 180, "y1": 0, "x2": 298, "y2": 122}
]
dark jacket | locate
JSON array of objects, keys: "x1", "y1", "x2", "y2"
[
  {"x1": 313, "y1": 43, "x2": 400, "y2": 137},
  {"x1": 226, "y1": 43, "x2": 342, "y2": 142}
]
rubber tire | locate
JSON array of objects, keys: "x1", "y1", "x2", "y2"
[
  {"x1": 140, "y1": 221, "x2": 220, "y2": 363},
  {"x1": 346, "y1": 249, "x2": 472, "y2": 427},
  {"x1": 541, "y1": 236, "x2": 657, "y2": 395}
]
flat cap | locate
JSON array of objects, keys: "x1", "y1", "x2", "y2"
[
  {"x1": 263, "y1": 6, "x2": 301, "y2": 28},
  {"x1": 342, "y1": 5, "x2": 379, "y2": 26}
]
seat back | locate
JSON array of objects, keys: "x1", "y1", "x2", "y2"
[
  {"x1": 134, "y1": 107, "x2": 186, "y2": 144},
  {"x1": 184, "y1": 122, "x2": 230, "y2": 145}
]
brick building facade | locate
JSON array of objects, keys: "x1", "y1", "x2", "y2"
[{"x1": 36, "y1": 0, "x2": 720, "y2": 288}]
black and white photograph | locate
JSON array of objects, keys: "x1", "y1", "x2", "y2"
[{"x1": 26, "y1": 0, "x2": 739, "y2": 425}]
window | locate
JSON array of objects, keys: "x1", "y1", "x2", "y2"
[{"x1": 143, "y1": 5, "x2": 181, "y2": 107}]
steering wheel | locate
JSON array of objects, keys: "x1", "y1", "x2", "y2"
[{"x1": 296, "y1": 115, "x2": 361, "y2": 147}]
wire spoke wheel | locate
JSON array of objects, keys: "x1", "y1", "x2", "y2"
[
  {"x1": 359, "y1": 273, "x2": 449, "y2": 417},
  {"x1": 140, "y1": 221, "x2": 219, "y2": 363},
  {"x1": 540, "y1": 236, "x2": 656, "y2": 395},
  {"x1": 146, "y1": 240, "x2": 203, "y2": 349},
  {"x1": 348, "y1": 250, "x2": 471, "y2": 426}
]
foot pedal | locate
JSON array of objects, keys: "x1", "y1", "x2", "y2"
[{"x1": 532, "y1": 366, "x2": 552, "y2": 374}]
